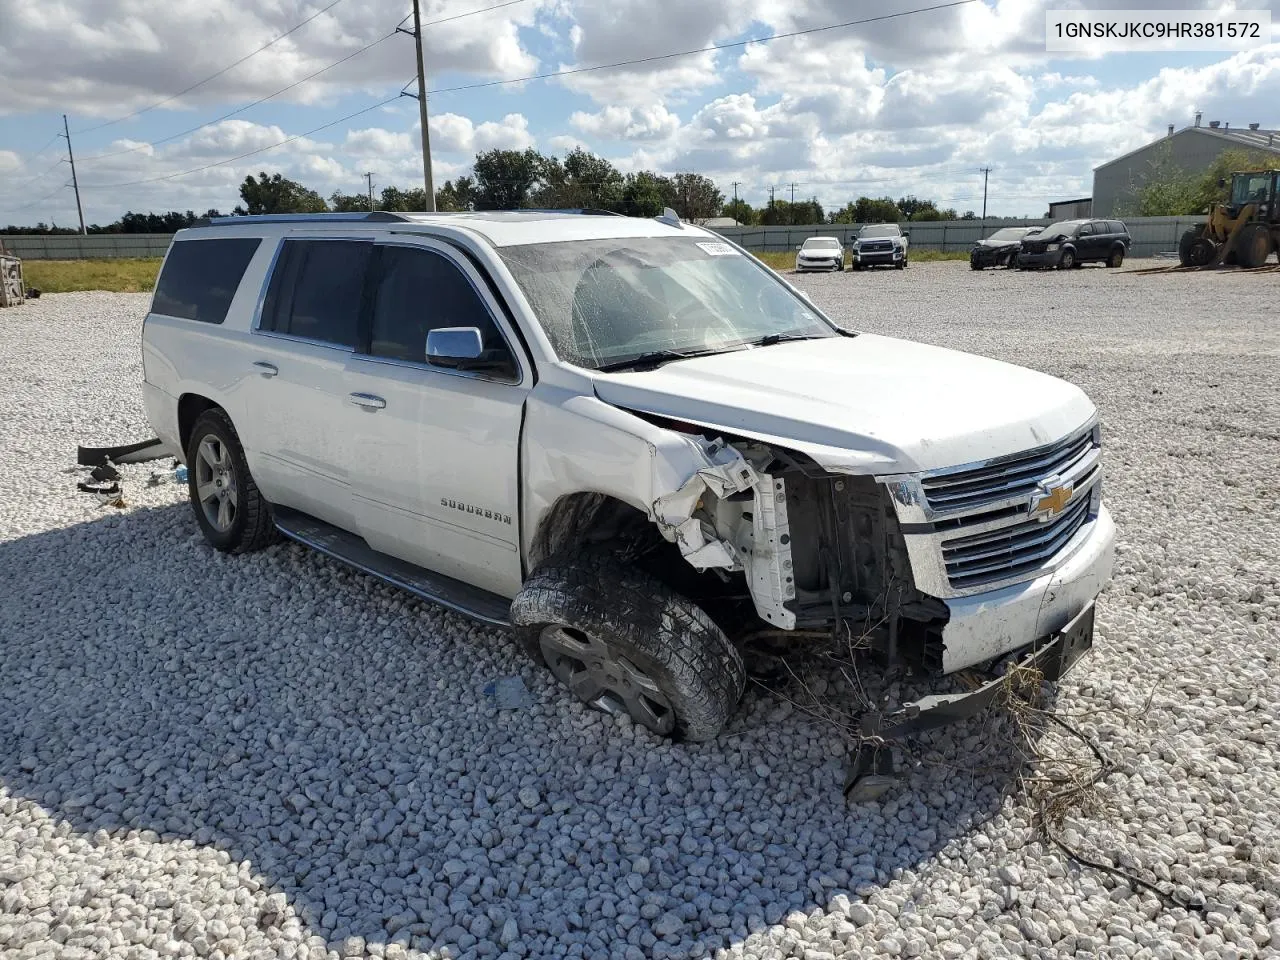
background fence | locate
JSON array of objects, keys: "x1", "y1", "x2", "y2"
[
  {"x1": 0, "y1": 234, "x2": 174, "y2": 260},
  {"x1": 1, "y1": 216, "x2": 1206, "y2": 260}
]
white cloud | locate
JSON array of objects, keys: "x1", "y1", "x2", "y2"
[
  {"x1": 570, "y1": 104, "x2": 681, "y2": 141},
  {"x1": 0, "y1": 151, "x2": 21, "y2": 174},
  {"x1": 428, "y1": 112, "x2": 535, "y2": 155}
]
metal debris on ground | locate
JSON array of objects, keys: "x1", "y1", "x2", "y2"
[{"x1": 483, "y1": 675, "x2": 533, "y2": 709}]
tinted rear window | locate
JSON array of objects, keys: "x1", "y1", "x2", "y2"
[
  {"x1": 152, "y1": 238, "x2": 261, "y2": 324},
  {"x1": 260, "y1": 239, "x2": 372, "y2": 348}
]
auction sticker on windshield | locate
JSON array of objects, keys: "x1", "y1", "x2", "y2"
[{"x1": 696, "y1": 242, "x2": 741, "y2": 257}]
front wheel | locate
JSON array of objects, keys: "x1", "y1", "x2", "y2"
[
  {"x1": 510, "y1": 553, "x2": 745, "y2": 741},
  {"x1": 1058, "y1": 248, "x2": 1076, "y2": 270},
  {"x1": 186, "y1": 409, "x2": 280, "y2": 554}
]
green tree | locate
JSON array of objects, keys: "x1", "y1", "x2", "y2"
[
  {"x1": 379, "y1": 186, "x2": 430, "y2": 211},
  {"x1": 472, "y1": 148, "x2": 543, "y2": 210},
  {"x1": 854, "y1": 196, "x2": 902, "y2": 223},
  {"x1": 329, "y1": 191, "x2": 370, "y2": 212},
  {"x1": 721, "y1": 198, "x2": 757, "y2": 225},
  {"x1": 235, "y1": 172, "x2": 327, "y2": 215},
  {"x1": 621, "y1": 171, "x2": 676, "y2": 217},
  {"x1": 671, "y1": 173, "x2": 724, "y2": 221},
  {"x1": 435, "y1": 178, "x2": 477, "y2": 211},
  {"x1": 531, "y1": 149, "x2": 625, "y2": 211}
]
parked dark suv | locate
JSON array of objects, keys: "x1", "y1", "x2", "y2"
[{"x1": 1017, "y1": 219, "x2": 1130, "y2": 270}]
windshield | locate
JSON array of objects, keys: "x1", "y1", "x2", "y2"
[
  {"x1": 858, "y1": 224, "x2": 901, "y2": 238},
  {"x1": 802, "y1": 238, "x2": 840, "y2": 249},
  {"x1": 499, "y1": 237, "x2": 838, "y2": 371},
  {"x1": 1039, "y1": 221, "x2": 1079, "y2": 239},
  {"x1": 1231, "y1": 173, "x2": 1272, "y2": 206},
  {"x1": 986, "y1": 228, "x2": 1028, "y2": 242}
]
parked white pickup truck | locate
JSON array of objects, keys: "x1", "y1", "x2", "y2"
[{"x1": 142, "y1": 210, "x2": 1113, "y2": 792}]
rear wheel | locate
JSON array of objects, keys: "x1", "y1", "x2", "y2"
[
  {"x1": 1236, "y1": 223, "x2": 1272, "y2": 268},
  {"x1": 510, "y1": 552, "x2": 745, "y2": 741},
  {"x1": 1058, "y1": 248, "x2": 1076, "y2": 270},
  {"x1": 1106, "y1": 246, "x2": 1125, "y2": 268},
  {"x1": 185, "y1": 409, "x2": 279, "y2": 554}
]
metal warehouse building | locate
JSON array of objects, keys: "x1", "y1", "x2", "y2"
[{"x1": 1092, "y1": 117, "x2": 1280, "y2": 217}]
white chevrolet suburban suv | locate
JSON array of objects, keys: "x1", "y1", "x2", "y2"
[{"x1": 142, "y1": 210, "x2": 1113, "y2": 784}]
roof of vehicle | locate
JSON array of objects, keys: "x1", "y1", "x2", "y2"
[
  {"x1": 191, "y1": 210, "x2": 709, "y2": 248},
  {"x1": 801, "y1": 236, "x2": 841, "y2": 242}
]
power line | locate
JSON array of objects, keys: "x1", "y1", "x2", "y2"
[
  {"x1": 78, "y1": 31, "x2": 399, "y2": 163},
  {"x1": 426, "y1": 0, "x2": 980, "y2": 97},
  {"x1": 78, "y1": 0, "x2": 979, "y2": 193},
  {"x1": 75, "y1": 0, "x2": 535, "y2": 165},
  {"x1": 73, "y1": 0, "x2": 351, "y2": 135},
  {"x1": 80, "y1": 93, "x2": 404, "y2": 189},
  {"x1": 11, "y1": 181, "x2": 71, "y2": 211}
]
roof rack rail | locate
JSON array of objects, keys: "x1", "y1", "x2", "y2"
[
  {"x1": 513, "y1": 208, "x2": 626, "y2": 217},
  {"x1": 197, "y1": 212, "x2": 414, "y2": 227}
]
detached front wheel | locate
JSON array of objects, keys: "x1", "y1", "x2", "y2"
[{"x1": 511, "y1": 553, "x2": 745, "y2": 741}]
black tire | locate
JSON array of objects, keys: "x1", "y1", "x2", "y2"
[
  {"x1": 1236, "y1": 223, "x2": 1271, "y2": 268},
  {"x1": 510, "y1": 552, "x2": 745, "y2": 742},
  {"x1": 1058, "y1": 248, "x2": 1076, "y2": 270},
  {"x1": 1178, "y1": 226, "x2": 1204, "y2": 267},
  {"x1": 185, "y1": 408, "x2": 280, "y2": 554},
  {"x1": 969, "y1": 255, "x2": 981, "y2": 270},
  {"x1": 1187, "y1": 237, "x2": 1217, "y2": 267},
  {"x1": 1106, "y1": 246, "x2": 1125, "y2": 268},
  {"x1": 1006, "y1": 252, "x2": 1020, "y2": 268}
]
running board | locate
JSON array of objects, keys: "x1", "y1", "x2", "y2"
[{"x1": 272, "y1": 506, "x2": 512, "y2": 627}]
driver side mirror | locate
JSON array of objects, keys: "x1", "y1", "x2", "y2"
[
  {"x1": 426, "y1": 326, "x2": 517, "y2": 380},
  {"x1": 426, "y1": 327, "x2": 483, "y2": 366},
  {"x1": 902, "y1": 231, "x2": 911, "y2": 239}
]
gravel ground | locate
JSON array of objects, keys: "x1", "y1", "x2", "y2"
[{"x1": 1, "y1": 264, "x2": 1278, "y2": 960}]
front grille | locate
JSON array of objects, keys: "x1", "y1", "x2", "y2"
[
  {"x1": 921, "y1": 427, "x2": 1095, "y2": 514},
  {"x1": 861, "y1": 240, "x2": 893, "y2": 252},
  {"x1": 942, "y1": 494, "x2": 1091, "y2": 589}
]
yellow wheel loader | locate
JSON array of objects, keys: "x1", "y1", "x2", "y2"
[{"x1": 1178, "y1": 170, "x2": 1280, "y2": 268}]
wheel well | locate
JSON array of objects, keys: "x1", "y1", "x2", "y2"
[
  {"x1": 177, "y1": 394, "x2": 221, "y2": 458},
  {"x1": 528, "y1": 492, "x2": 651, "y2": 573}
]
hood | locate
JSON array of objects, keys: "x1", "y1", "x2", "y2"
[
  {"x1": 592, "y1": 334, "x2": 1095, "y2": 475},
  {"x1": 799, "y1": 247, "x2": 841, "y2": 256},
  {"x1": 977, "y1": 239, "x2": 1018, "y2": 249}
]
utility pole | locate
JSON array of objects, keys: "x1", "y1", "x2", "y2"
[
  {"x1": 731, "y1": 181, "x2": 740, "y2": 222},
  {"x1": 61, "y1": 114, "x2": 86, "y2": 236},
  {"x1": 789, "y1": 182, "x2": 796, "y2": 224},
  {"x1": 364, "y1": 172, "x2": 375, "y2": 211},
  {"x1": 980, "y1": 166, "x2": 991, "y2": 225},
  {"x1": 398, "y1": 0, "x2": 436, "y2": 211},
  {"x1": 769, "y1": 186, "x2": 775, "y2": 222}
]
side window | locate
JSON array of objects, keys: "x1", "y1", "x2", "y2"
[
  {"x1": 260, "y1": 239, "x2": 371, "y2": 348},
  {"x1": 152, "y1": 238, "x2": 261, "y2": 324},
  {"x1": 367, "y1": 245, "x2": 513, "y2": 371}
]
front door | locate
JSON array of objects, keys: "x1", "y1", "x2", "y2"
[{"x1": 342, "y1": 239, "x2": 529, "y2": 599}]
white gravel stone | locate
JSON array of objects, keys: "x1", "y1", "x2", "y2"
[{"x1": 0, "y1": 268, "x2": 1277, "y2": 959}]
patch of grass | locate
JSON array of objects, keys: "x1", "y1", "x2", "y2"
[
  {"x1": 753, "y1": 249, "x2": 970, "y2": 272},
  {"x1": 22, "y1": 258, "x2": 162, "y2": 294}
]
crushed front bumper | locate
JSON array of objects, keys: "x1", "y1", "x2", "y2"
[{"x1": 846, "y1": 601, "x2": 1097, "y2": 799}]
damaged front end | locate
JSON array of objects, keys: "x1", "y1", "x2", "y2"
[{"x1": 643, "y1": 429, "x2": 1106, "y2": 801}]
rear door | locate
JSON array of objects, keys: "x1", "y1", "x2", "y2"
[
  {"x1": 240, "y1": 236, "x2": 373, "y2": 531},
  {"x1": 341, "y1": 238, "x2": 529, "y2": 598}
]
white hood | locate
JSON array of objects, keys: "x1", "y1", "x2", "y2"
[{"x1": 592, "y1": 334, "x2": 1096, "y2": 475}]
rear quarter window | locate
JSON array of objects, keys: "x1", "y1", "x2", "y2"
[{"x1": 152, "y1": 238, "x2": 261, "y2": 324}]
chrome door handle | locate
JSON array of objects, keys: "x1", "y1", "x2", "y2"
[
  {"x1": 253, "y1": 361, "x2": 278, "y2": 378},
  {"x1": 348, "y1": 392, "x2": 386, "y2": 410}
]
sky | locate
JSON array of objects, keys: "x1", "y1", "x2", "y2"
[{"x1": 1, "y1": 0, "x2": 1278, "y2": 226}]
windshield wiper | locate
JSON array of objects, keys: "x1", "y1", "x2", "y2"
[
  {"x1": 743, "y1": 332, "x2": 824, "y2": 347},
  {"x1": 594, "y1": 346, "x2": 737, "y2": 373}
]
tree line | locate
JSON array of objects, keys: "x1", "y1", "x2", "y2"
[
  {"x1": 1120, "y1": 146, "x2": 1277, "y2": 217},
  {"x1": 5, "y1": 147, "x2": 983, "y2": 233}
]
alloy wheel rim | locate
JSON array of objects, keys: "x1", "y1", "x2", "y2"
[
  {"x1": 539, "y1": 625, "x2": 676, "y2": 736},
  {"x1": 195, "y1": 436, "x2": 238, "y2": 533}
]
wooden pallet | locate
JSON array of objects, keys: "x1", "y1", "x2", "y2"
[{"x1": 0, "y1": 254, "x2": 25, "y2": 307}]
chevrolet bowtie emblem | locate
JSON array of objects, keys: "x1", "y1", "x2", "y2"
[{"x1": 1029, "y1": 483, "x2": 1073, "y2": 521}]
